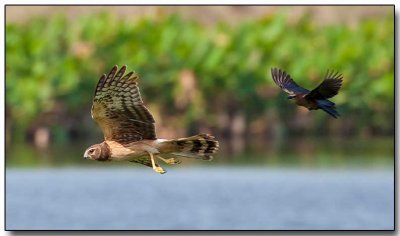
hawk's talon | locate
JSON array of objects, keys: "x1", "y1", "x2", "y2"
[
  {"x1": 153, "y1": 166, "x2": 167, "y2": 174},
  {"x1": 166, "y1": 158, "x2": 181, "y2": 165},
  {"x1": 157, "y1": 156, "x2": 181, "y2": 165},
  {"x1": 148, "y1": 151, "x2": 167, "y2": 174}
]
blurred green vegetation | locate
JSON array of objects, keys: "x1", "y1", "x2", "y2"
[{"x1": 6, "y1": 12, "x2": 394, "y2": 145}]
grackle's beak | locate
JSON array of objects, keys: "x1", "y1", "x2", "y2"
[{"x1": 288, "y1": 95, "x2": 295, "y2": 99}]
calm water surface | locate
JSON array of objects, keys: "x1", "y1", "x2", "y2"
[{"x1": 6, "y1": 167, "x2": 394, "y2": 230}]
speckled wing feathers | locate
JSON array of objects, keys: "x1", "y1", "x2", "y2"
[{"x1": 91, "y1": 65, "x2": 156, "y2": 144}]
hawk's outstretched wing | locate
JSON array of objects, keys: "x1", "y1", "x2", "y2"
[
  {"x1": 305, "y1": 70, "x2": 343, "y2": 100},
  {"x1": 271, "y1": 68, "x2": 310, "y2": 95},
  {"x1": 91, "y1": 65, "x2": 156, "y2": 144}
]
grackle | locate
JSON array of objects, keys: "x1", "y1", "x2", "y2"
[{"x1": 271, "y1": 68, "x2": 343, "y2": 118}]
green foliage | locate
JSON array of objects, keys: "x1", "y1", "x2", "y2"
[{"x1": 6, "y1": 12, "x2": 394, "y2": 140}]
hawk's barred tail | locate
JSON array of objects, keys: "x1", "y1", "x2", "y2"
[{"x1": 161, "y1": 134, "x2": 219, "y2": 160}]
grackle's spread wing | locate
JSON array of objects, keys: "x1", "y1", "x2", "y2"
[
  {"x1": 271, "y1": 68, "x2": 310, "y2": 96},
  {"x1": 305, "y1": 70, "x2": 343, "y2": 100}
]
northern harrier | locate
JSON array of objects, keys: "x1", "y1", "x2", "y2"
[
  {"x1": 84, "y1": 65, "x2": 219, "y2": 174},
  {"x1": 271, "y1": 68, "x2": 343, "y2": 118}
]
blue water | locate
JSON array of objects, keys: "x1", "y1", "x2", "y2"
[{"x1": 5, "y1": 167, "x2": 394, "y2": 230}]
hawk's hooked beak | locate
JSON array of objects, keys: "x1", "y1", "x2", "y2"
[{"x1": 83, "y1": 150, "x2": 89, "y2": 159}]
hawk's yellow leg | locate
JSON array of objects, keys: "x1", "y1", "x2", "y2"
[
  {"x1": 148, "y1": 152, "x2": 166, "y2": 174},
  {"x1": 157, "y1": 156, "x2": 181, "y2": 165}
]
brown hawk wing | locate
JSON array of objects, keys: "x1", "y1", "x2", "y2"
[
  {"x1": 91, "y1": 65, "x2": 156, "y2": 144},
  {"x1": 305, "y1": 70, "x2": 343, "y2": 100}
]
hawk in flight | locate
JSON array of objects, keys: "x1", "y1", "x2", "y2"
[
  {"x1": 271, "y1": 68, "x2": 343, "y2": 118},
  {"x1": 84, "y1": 65, "x2": 219, "y2": 174}
]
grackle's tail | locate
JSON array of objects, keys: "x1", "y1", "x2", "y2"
[{"x1": 317, "y1": 100, "x2": 340, "y2": 118}]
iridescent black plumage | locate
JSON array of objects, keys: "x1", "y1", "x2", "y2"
[{"x1": 271, "y1": 68, "x2": 343, "y2": 118}]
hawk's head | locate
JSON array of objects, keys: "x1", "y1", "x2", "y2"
[{"x1": 83, "y1": 142, "x2": 110, "y2": 161}]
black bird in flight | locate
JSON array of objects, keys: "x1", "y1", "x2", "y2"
[{"x1": 271, "y1": 68, "x2": 343, "y2": 118}]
